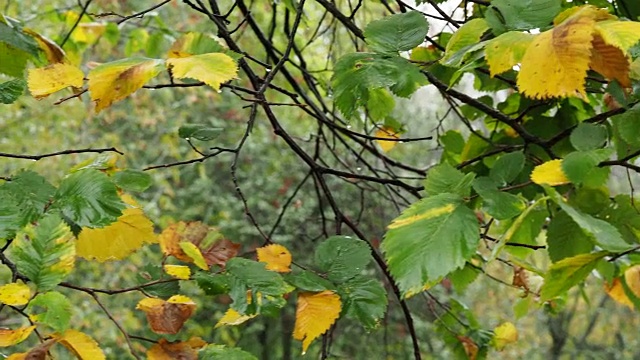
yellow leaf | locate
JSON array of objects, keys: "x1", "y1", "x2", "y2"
[
  {"x1": 374, "y1": 127, "x2": 400, "y2": 152},
  {"x1": 257, "y1": 244, "x2": 292, "y2": 273},
  {"x1": 0, "y1": 281, "x2": 31, "y2": 306},
  {"x1": 27, "y1": 63, "x2": 84, "y2": 99},
  {"x1": 606, "y1": 277, "x2": 634, "y2": 308},
  {"x1": 518, "y1": 14, "x2": 595, "y2": 99},
  {"x1": 164, "y1": 265, "x2": 191, "y2": 280},
  {"x1": 215, "y1": 308, "x2": 257, "y2": 328},
  {"x1": 595, "y1": 20, "x2": 640, "y2": 55},
  {"x1": 590, "y1": 35, "x2": 630, "y2": 87},
  {"x1": 530, "y1": 160, "x2": 569, "y2": 186},
  {"x1": 179, "y1": 242, "x2": 209, "y2": 270},
  {"x1": 88, "y1": 58, "x2": 164, "y2": 112},
  {"x1": 0, "y1": 326, "x2": 35, "y2": 347},
  {"x1": 553, "y1": 5, "x2": 613, "y2": 25},
  {"x1": 166, "y1": 53, "x2": 238, "y2": 90},
  {"x1": 23, "y1": 28, "x2": 66, "y2": 64},
  {"x1": 625, "y1": 265, "x2": 640, "y2": 299},
  {"x1": 6, "y1": 354, "x2": 27, "y2": 360},
  {"x1": 53, "y1": 330, "x2": 105, "y2": 360},
  {"x1": 137, "y1": 296, "x2": 196, "y2": 334},
  {"x1": 71, "y1": 23, "x2": 106, "y2": 45},
  {"x1": 485, "y1": 32, "x2": 534, "y2": 77},
  {"x1": 76, "y1": 194, "x2": 156, "y2": 261},
  {"x1": 293, "y1": 291, "x2": 341, "y2": 354},
  {"x1": 492, "y1": 322, "x2": 518, "y2": 350},
  {"x1": 167, "y1": 32, "x2": 224, "y2": 58}
]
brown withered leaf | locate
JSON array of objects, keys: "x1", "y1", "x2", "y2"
[
  {"x1": 146, "y1": 338, "x2": 205, "y2": 360},
  {"x1": 159, "y1": 221, "x2": 240, "y2": 267},
  {"x1": 137, "y1": 295, "x2": 197, "y2": 334},
  {"x1": 202, "y1": 238, "x2": 240, "y2": 268},
  {"x1": 456, "y1": 335, "x2": 479, "y2": 360}
]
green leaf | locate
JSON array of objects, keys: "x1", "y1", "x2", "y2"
[
  {"x1": 540, "y1": 252, "x2": 608, "y2": 302},
  {"x1": 26, "y1": 291, "x2": 72, "y2": 332},
  {"x1": 315, "y1": 236, "x2": 371, "y2": 284},
  {"x1": 598, "y1": 194, "x2": 640, "y2": 245},
  {"x1": 332, "y1": 53, "x2": 425, "y2": 119},
  {"x1": 613, "y1": 103, "x2": 640, "y2": 146},
  {"x1": 136, "y1": 264, "x2": 180, "y2": 299},
  {"x1": 226, "y1": 258, "x2": 289, "y2": 314},
  {"x1": 54, "y1": 169, "x2": 126, "y2": 228},
  {"x1": 338, "y1": 276, "x2": 387, "y2": 330},
  {"x1": 561, "y1": 149, "x2": 613, "y2": 187},
  {"x1": 448, "y1": 264, "x2": 480, "y2": 293},
  {"x1": 0, "y1": 170, "x2": 56, "y2": 238},
  {"x1": 423, "y1": 163, "x2": 475, "y2": 197},
  {"x1": 199, "y1": 344, "x2": 258, "y2": 360},
  {"x1": 615, "y1": 0, "x2": 640, "y2": 20},
  {"x1": 0, "y1": 21, "x2": 39, "y2": 55},
  {"x1": 284, "y1": 270, "x2": 335, "y2": 292},
  {"x1": 178, "y1": 123, "x2": 224, "y2": 141},
  {"x1": 546, "y1": 211, "x2": 594, "y2": 262},
  {"x1": 570, "y1": 123, "x2": 608, "y2": 152},
  {"x1": 490, "y1": 151, "x2": 525, "y2": 185},
  {"x1": 487, "y1": 0, "x2": 561, "y2": 31},
  {"x1": 112, "y1": 169, "x2": 152, "y2": 192},
  {"x1": 0, "y1": 78, "x2": 25, "y2": 104},
  {"x1": 0, "y1": 42, "x2": 29, "y2": 77},
  {"x1": 473, "y1": 177, "x2": 526, "y2": 220},
  {"x1": 364, "y1": 12, "x2": 429, "y2": 53},
  {"x1": 547, "y1": 187, "x2": 633, "y2": 252},
  {"x1": 195, "y1": 271, "x2": 230, "y2": 296},
  {"x1": 442, "y1": 19, "x2": 489, "y2": 66},
  {"x1": 11, "y1": 214, "x2": 75, "y2": 291},
  {"x1": 382, "y1": 193, "x2": 479, "y2": 297}
]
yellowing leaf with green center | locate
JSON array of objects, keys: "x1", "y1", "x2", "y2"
[
  {"x1": 179, "y1": 242, "x2": 209, "y2": 270},
  {"x1": 595, "y1": 20, "x2": 640, "y2": 55},
  {"x1": 88, "y1": 58, "x2": 164, "y2": 112},
  {"x1": 293, "y1": 291, "x2": 341, "y2": 354},
  {"x1": 215, "y1": 308, "x2": 257, "y2": 328},
  {"x1": 530, "y1": 160, "x2": 569, "y2": 186},
  {"x1": 0, "y1": 326, "x2": 35, "y2": 347},
  {"x1": 27, "y1": 63, "x2": 84, "y2": 99},
  {"x1": 381, "y1": 193, "x2": 479, "y2": 297},
  {"x1": 492, "y1": 322, "x2": 518, "y2": 350},
  {"x1": 374, "y1": 127, "x2": 400, "y2": 152},
  {"x1": 256, "y1": 244, "x2": 292, "y2": 273},
  {"x1": 76, "y1": 194, "x2": 156, "y2": 262},
  {"x1": 540, "y1": 251, "x2": 608, "y2": 302},
  {"x1": 518, "y1": 13, "x2": 595, "y2": 99},
  {"x1": 52, "y1": 330, "x2": 105, "y2": 360},
  {"x1": 590, "y1": 35, "x2": 630, "y2": 87},
  {"x1": 163, "y1": 265, "x2": 191, "y2": 280},
  {"x1": 0, "y1": 281, "x2": 31, "y2": 306},
  {"x1": 485, "y1": 32, "x2": 534, "y2": 76},
  {"x1": 166, "y1": 53, "x2": 238, "y2": 91},
  {"x1": 137, "y1": 295, "x2": 196, "y2": 334}
]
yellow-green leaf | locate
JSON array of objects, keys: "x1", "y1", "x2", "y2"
[
  {"x1": 0, "y1": 326, "x2": 35, "y2": 347},
  {"x1": 27, "y1": 63, "x2": 84, "y2": 99},
  {"x1": 485, "y1": 32, "x2": 534, "y2": 76},
  {"x1": 518, "y1": 14, "x2": 595, "y2": 99},
  {"x1": 374, "y1": 127, "x2": 400, "y2": 152},
  {"x1": 530, "y1": 160, "x2": 569, "y2": 186},
  {"x1": 492, "y1": 322, "x2": 518, "y2": 350},
  {"x1": 256, "y1": 244, "x2": 292, "y2": 273},
  {"x1": 442, "y1": 18, "x2": 489, "y2": 65},
  {"x1": 166, "y1": 53, "x2": 238, "y2": 90},
  {"x1": 163, "y1": 265, "x2": 191, "y2": 280},
  {"x1": 215, "y1": 308, "x2": 257, "y2": 328},
  {"x1": 179, "y1": 242, "x2": 209, "y2": 270},
  {"x1": 76, "y1": 194, "x2": 156, "y2": 261},
  {"x1": 595, "y1": 20, "x2": 640, "y2": 55},
  {"x1": 0, "y1": 281, "x2": 31, "y2": 306},
  {"x1": 293, "y1": 291, "x2": 341, "y2": 354},
  {"x1": 53, "y1": 330, "x2": 105, "y2": 360},
  {"x1": 87, "y1": 57, "x2": 164, "y2": 112}
]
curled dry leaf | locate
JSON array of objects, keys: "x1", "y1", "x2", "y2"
[
  {"x1": 159, "y1": 221, "x2": 240, "y2": 268},
  {"x1": 146, "y1": 337, "x2": 206, "y2": 360},
  {"x1": 137, "y1": 295, "x2": 197, "y2": 334},
  {"x1": 256, "y1": 244, "x2": 292, "y2": 273}
]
